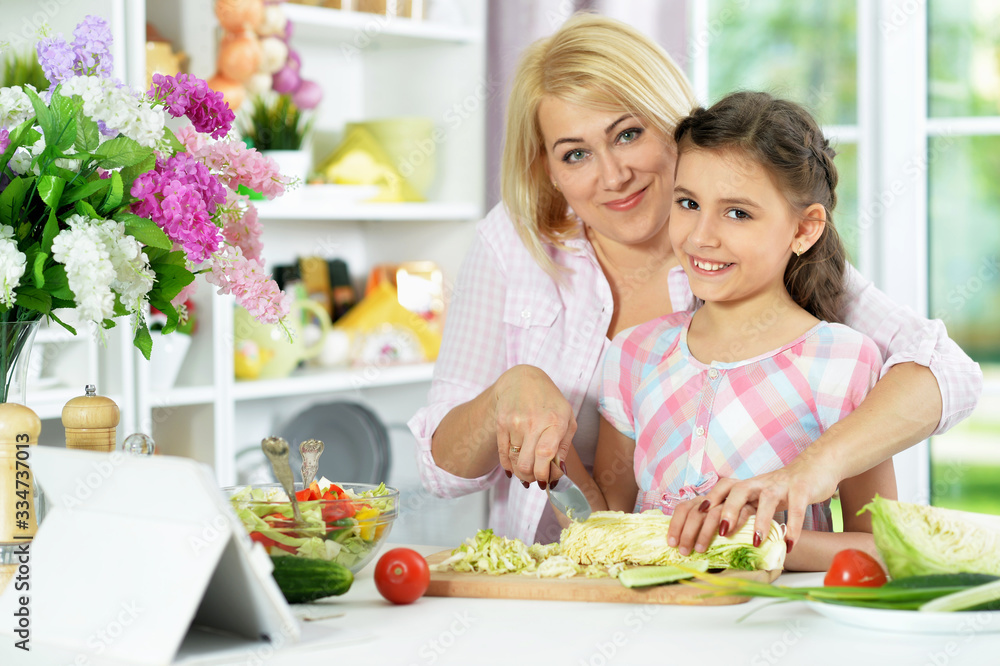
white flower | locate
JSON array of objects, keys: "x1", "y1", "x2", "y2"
[
  {"x1": 51, "y1": 214, "x2": 155, "y2": 324},
  {"x1": 0, "y1": 225, "x2": 26, "y2": 308},
  {"x1": 58, "y1": 76, "x2": 166, "y2": 149},
  {"x1": 0, "y1": 85, "x2": 34, "y2": 128},
  {"x1": 52, "y1": 214, "x2": 117, "y2": 323},
  {"x1": 8, "y1": 146, "x2": 32, "y2": 175}
]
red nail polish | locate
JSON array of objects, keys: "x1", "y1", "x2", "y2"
[
  {"x1": 786, "y1": 539, "x2": 794, "y2": 553},
  {"x1": 550, "y1": 479, "x2": 559, "y2": 490},
  {"x1": 522, "y1": 481, "x2": 530, "y2": 489},
  {"x1": 504, "y1": 469, "x2": 512, "y2": 478},
  {"x1": 698, "y1": 500, "x2": 711, "y2": 513},
  {"x1": 718, "y1": 520, "x2": 729, "y2": 538},
  {"x1": 538, "y1": 480, "x2": 547, "y2": 491},
  {"x1": 753, "y1": 531, "x2": 761, "y2": 548},
  {"x1": 560, "y1": 461, "x2": 568, "y2": 475}
]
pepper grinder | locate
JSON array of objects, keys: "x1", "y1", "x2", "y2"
[
  {"x1": 0, "y1": 403, "x2": 42, "y2": 544},
  {"x1": 62, "y1": 384, "x2": 120, "y2": 452}
]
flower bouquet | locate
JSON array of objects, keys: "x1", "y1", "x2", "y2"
[{"x1": 0, "y1": 16, "x2": 292, "y2": 400}]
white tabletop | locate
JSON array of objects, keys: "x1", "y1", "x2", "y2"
[{"x1": 5, "y1": 543, "x2": 999, "y2": 665}]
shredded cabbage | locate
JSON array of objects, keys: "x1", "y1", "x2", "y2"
[
  {"x1": 560, "y1": 510, "x2": 786, "y2": 571},
  {"x1": 862, "y1": 495, "x2": 1000, "y2": 579}
]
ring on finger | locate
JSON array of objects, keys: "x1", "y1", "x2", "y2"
[{"x1": 510, "y1": 446, "x2": 521, "y2": 455}]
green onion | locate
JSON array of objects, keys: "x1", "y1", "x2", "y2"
[{"x1": 919, "y1": 580, "x2": 1000, "y2": 612}]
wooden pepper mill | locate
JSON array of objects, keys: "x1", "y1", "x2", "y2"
[
  {"x1": 62, "y1": 385, "x2": 120, "y2": 452},
  {"x1": 0, "y1": 402, "x2": 42, "y2": 545}
]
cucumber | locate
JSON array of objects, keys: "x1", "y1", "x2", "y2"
[
  {"x1": 920, "y1": 579, "x2": 1000, "y2": 613},
  {"x1": 885, "y1": 573, "x2": 999, "y2": 589},
  {"x1": 618, "y1": 561, "x2": 709, "y2": 589},
  {"x1": 269, "y1": 555, "x2": 354, "y2": 603}
]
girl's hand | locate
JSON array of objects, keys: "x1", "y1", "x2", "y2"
[
  {"x1": 693, "y1": 458, "x2": 841, "y2": 553},
  {"x1": 667, "y1": 488, "x2": 754, "y2": 556},
  {"x1": 494, "y1": 365, "x2": 577, "y2": 488}
]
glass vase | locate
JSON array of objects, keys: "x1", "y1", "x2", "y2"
[{"x1": 0, "y1": 317, "x2": 45, "y2": 592}]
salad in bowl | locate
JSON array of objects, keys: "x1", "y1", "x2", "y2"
[{"x1": 228, "y1": 480, "x2": 398, "y2": 573}]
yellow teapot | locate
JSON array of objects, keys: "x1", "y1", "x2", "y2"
[{"x1": 233, "y1": 298, "x2": 332, "y2": 380}]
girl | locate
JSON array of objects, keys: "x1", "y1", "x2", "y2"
[{"x1": 593, "y1": 91, "x2": 897, "y2": 571}]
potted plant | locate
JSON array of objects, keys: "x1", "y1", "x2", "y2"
[{"x1": 239, "y1": 92, "x2": 315, "y2": 184}]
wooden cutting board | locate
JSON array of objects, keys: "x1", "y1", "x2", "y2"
[{"x1": 425, "y1": 550, "x2": 780, "y2": 606}]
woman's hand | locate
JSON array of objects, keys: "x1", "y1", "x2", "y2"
[{"x1": 494, "y1": 365, "x2": 577, "y2": 488}]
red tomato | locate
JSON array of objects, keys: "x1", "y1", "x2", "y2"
[
  {"x1": 374, "y1": 548, "x2": 431, "y2": 605},
  {"x1": 321, "y1": 502, "x2": 355, "y2": 522},
  {"x1": 824, "y1": 549, "x2": 888, "y2": 587}
]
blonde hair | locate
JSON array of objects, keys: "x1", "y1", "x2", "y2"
[{"x1": 501, "y1": 12, "x2": 698, "y2": 275}]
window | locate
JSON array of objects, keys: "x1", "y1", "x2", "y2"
[
  {"x1": 689, "y1": 0, "x2": 999, "y2": 516},
  {"x1": 926, "y1": 0, "x2": 1000, "y2": 516}
]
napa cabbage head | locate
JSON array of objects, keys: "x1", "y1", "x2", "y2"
[{"x1": 862, "y1": 495, "x2": 1000, "y2": 579}]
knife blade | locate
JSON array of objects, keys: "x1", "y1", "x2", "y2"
[{"x1": 546, "y1": 468, "x2": 592, "y2": 522}]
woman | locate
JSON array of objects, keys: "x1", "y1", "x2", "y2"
[{"x1": 407, "y1": 13, "x2": 982, "y2": 547}]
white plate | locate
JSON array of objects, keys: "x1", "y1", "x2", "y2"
[{"x1": 806, "y1": 601, "x2": 1000, "y2": 634}]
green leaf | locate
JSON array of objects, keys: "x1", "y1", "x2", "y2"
[
  {"x1": 24, "y1": 87, "x2": 54, "y2": 143},
  {"x1": 119, "y1": 153, "x2": 156, "y2": 197},
  {"x1": 94, "y1": 136, "x2": 151, "y2": 169},
  {"x1": 13, "y1": 286, "x2": 52, "y2": 314},
  {"x1": 31, "y1": 251, "x2": 46, "y2": 289},
  {"x1": 61, "y1": 177, "x2": 111, "y2": 207},
  {"x1": 116, "y1": 212, "x2": 172, "y2": 249},
  {"x1": 0, "y1": 118, "x2": 37, "y2": 170},
  {"x1": 42, "y1": 209, "x2": 59, "y2": 253},
  {"x1": 162, "y1": 127, "x2": 185, "y2": 155},
  {"x1": 98, "y1": 171, "x2": 124, "y2": 214},
  {"x1": 148, "y1": 249, "x2": 195, "y2": 304},
  {"x1": 133, "y1": 323, "x2": 153, "y2": 361},
  {"x1": 45, "y1": 309, "x2": 77, "y2": 335},
  {"x1": 48, "y1": 92, "x2": 78, "y2": 152},
  {"x1": 74, "y1": 105, "x2": 100, "y2": 153},
  {"x1": 42, "y1": 264, "x2": 73, "y2": 300},
  {"x1": 0, "y1": 176, "x2": 34, "y2": 228},
  {"x1": 37, "y1": 175, "x2": 66, "y2": 210},
  {"x1": 74, "y1": 200, "x2": 99, "y2": 219}
]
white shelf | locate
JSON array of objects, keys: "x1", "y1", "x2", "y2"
[
  {"x1": 232, "y1": 362, "x2": 434, "y2": 400},
  {"x1": 284, "y1": 4, "x2": 480, "y2": 46},
  {"x1": 148, "y1": 385, "x2": 218, "y2": 408},
  {"x1": 29, "y1": 389, "x2": 126, "y2": 421},
  {"x1": 255, "y1": 197, "x2": 480, "y2": 221}
]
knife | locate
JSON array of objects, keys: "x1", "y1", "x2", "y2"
[{"x1": 546, "y1": 464, "x2": 592, "y2": 522}]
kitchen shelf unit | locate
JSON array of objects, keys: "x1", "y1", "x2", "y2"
[
  {"x1": 282, "y1": 3, "x2": 481, "y2": 45},
  {"x1": 134, "y1": 0, "x2": 486, "y2": 486}
]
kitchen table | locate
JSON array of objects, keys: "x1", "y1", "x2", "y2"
[{"x1": 4, "y1": 543, "x2": 998, "y2": 665}]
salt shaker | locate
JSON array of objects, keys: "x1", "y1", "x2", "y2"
[{"x1": 62, "y1": 385, "x2": 120, "y2": 452}]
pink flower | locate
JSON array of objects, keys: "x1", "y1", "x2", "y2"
[
  {"x1": 176, "y1": 125, "x2": 286, "y2": 199},
  {"x1": 206, "y1": 246, "x2": 291, "y2": 324},
  {"x1": 148, "y1": 73, "x2": 235, "y2": 139}
]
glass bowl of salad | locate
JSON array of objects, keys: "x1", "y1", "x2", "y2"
[{"x1": 226, "y1": 480, "x2": 399, "y2": 573}]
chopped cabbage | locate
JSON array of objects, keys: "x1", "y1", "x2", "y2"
[
  {"x1": 862, "y1": 496, "x2": 1000, "y2": 579},
  {"x1": 560, "y1": 510, "x2": 786, "y2": 571},
  {"x1": 432, "y1": 529, "x2": 545, "y2": 575}
]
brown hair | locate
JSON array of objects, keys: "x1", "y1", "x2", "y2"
[
  {"x1": 501, "y1": 13, "x2": 697, "y2": 276},
  {"x1": 673, "y1": 91, "x2": 846, "y2": 323}
]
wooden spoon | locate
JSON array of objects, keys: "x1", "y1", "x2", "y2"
[{"x1": 261, "y1": 436, "x2": 304, "y2": 524}]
